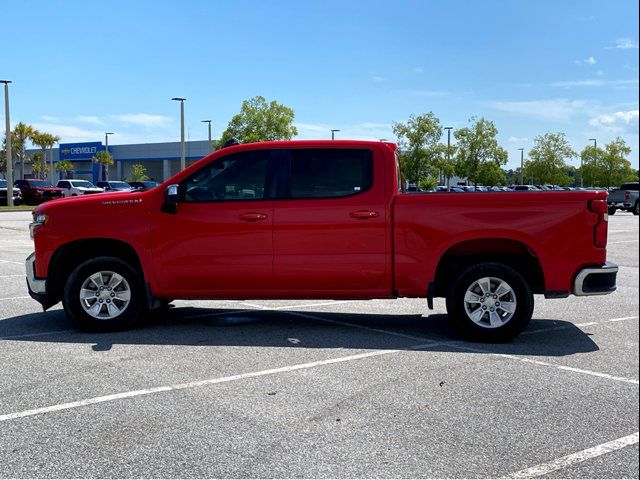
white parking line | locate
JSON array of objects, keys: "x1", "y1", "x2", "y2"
[
  {"x1": 0, "y1": 296, "x2": 31, "y2": 301},
  {"x1": 286, "y1": 312, "x2": 640, "y2": 386},
  {"x1": 609, "y1": 230, "x2": 638, "y2": 233},
  {"x1": 0, "y1": 341, "x2": 441, "y2": 423},
  {"x1": 503, "y1": 432, "x2": 639, "y2": 478},
  {"x1": 0, "y1": 274, "x2": 23, "y2": 278},
  {"x1": 609, "y1": 240, "x2": 639, "y2": 244},
  {"x1": 0, "y1": 259, "x2": 22, "y2": 265}
]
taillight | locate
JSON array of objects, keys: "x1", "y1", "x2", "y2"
[{"x1": 588, "y1": 199, "x2": 608, "y2": 248}]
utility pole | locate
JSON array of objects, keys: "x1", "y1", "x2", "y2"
[
  {"x1": 585, "y1": 138, "x2": 597, "y2": 188},
  {"x1": 444, "y1": 127, "x2": 453, "y2": 190},
  {"x1": 172, "y1": 97, "x2": 186, "y2": 171},
  {"x1": 331, "y1": 129, "x2": 340, "y2": 140},
  {"x1": 518, "y1": 148, "x2": 525, "y2": 185},
  {"x1": 1, "y1": 80, "x2": 13, "y2": 206},
  {"x1": 104, "y1": 132, "x2": 114, "y2": 182},
  {"x1": 201, "y1": 120, "x2": 212, "y2": 151}
]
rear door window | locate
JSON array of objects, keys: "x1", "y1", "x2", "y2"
[{"x1": 285, "y1": 149, "x2": 372, "y2": 199}]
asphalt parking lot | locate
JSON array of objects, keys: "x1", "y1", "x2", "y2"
[{"x1": 0, "y1": 210, "x2": 638, "y2": 478}]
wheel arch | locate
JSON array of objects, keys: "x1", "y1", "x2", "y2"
[
  {"x1": 47, "y1": 238, "x2": 145, "y2": 305},
  {"x1": 433, "y1": 238, "x2": 545, "y2": 297}
]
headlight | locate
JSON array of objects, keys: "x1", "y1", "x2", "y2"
[
  {"x1": 36, "y1": 189, "x2": 44, "y2": 194},
  {"x1": 29, "y1": 213, "x2": 49, "y2": 239}
]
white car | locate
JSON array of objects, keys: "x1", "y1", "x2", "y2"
[{"x1": 56, "y1": 180, "x2": 104, "y2": 197}]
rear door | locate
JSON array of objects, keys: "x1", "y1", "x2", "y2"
[{"x1": 272, "y1": 147, "x2": 390, "y2": 293}]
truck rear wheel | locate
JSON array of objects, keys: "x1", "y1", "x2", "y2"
[
  {"x1": 634, "y1": 201, "x2": 639, "y2": 216},
  {"x1": 446, "y1": 263, "x2": 533, "y2": 342},
  {"x1": 608, "y1": 206, "x2": 616, "y2": 216},
  {"x1": 62, "y1": 257, "x2": 146, "y2": 332}
]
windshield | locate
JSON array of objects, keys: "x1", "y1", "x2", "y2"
[
  {"x1": 71, "y1": 181, "x2": 96, "y2": 188},
  {"x1": 28, "y1": 180, "x2": 49, "y2": 187},
  {"x1": 110, "y1": 182, "x2": 131, "y2": 189}
]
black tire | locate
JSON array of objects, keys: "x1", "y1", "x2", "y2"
[
  {"x1": 62, "y1": 256, "x2": 146, "y2": 332},
  {"x1": 446, "y1": 263, "x2": 534, "y2": 342},
  {"x1": 634, "y1": 201, "x2": 639, "y2": 216},
  {"x1": 608, "y1": 206, "x2": 616, "y2": 216}
]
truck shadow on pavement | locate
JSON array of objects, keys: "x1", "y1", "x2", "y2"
[{"x1": 1, "y1": 306, "x2": 600, "y2": 357}]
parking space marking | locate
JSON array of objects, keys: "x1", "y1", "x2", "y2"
[
  {"x1": 0, "y1": 340, "x2": 443, "y2": 423},
  {"x1": 609, "y1": 230, "x2": 638, "y2": 233},
  {"x1": 0, "y1": 296, "x2": 31, "y2": 301},
  {"x1": 522, "y1": 315, "x2": 639, "y2": 336},
  {"x1": 287, "y1": 312, "x2": 640, "y2": 385},
  {"x1": 503, "y1": 432, "x2": 639, "y2": 479},
  {"x1": 609, "y1": 240, "x2": 639, "y2": 244},
  {"x1": 0, "y1": 329, "x2": 75, "y2": 341},
  {"x1": 0, "y1": 259, "x2": 23, "y2": 265},
  {"x1": 0, "y1": 274, "x2": 23, "y2": 278}
]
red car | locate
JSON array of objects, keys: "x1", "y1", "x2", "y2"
[
  {"x1": 14, "y1": 179, "x2": 64, "y2": 205},
  {"x1": 26, "y1": 140, "x2": 617, "y2": 341}
]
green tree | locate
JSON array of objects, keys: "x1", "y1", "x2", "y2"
[
  {"x1": 128, "y1": 163, "x2": 149, "y2": 182},
  {"x1": 30, "y1": 152, "x2": 50, "y2": 179},
  {"x1": 12, "y1": 122, "x2": 35, "y2": 180},
  {"x1": 392, "y1": 112, "x2": 443, "y2": 187},
  {"x1": 525, "y1": 133, "x2": 575, "y2": 186},
  {"x1": 219, "y1": 96, "x2": 298, "y2": 145},
  {"x1": 55, "y1": 160, "x2": 74, "y2": 179},
  {"x1": 580, "y1": 137, "x2": 634, "y2": 187},
  {"x1": 454, "y1": 117, "x2": 507, "y2": 185},
  {"x1": 30, "y1": 131, "x2": 60, "y2": 182},
  {"x1": 92, "y1": 150, "x2": 114, "y2": 181},
  {"x1": 0, "y1": 137, "x2": 6, "y2": 177}
]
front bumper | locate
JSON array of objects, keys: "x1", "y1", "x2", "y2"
[
  {"x1": 25, "y1": 252, "x2": 54, "y2": 309},
  {"x1": 574, "y1": 262, "x2": 618, "y2": 296}
]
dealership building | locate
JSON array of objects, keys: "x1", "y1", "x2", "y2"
[{"x1": 23, "y1": 140, "x2": 213, "y2": 184}]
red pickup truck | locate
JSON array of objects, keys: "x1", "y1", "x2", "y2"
[{"x1": 26, "y1": 140, "x2": 617, "y2": 341}]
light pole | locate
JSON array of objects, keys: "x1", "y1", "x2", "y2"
[
  {"x1": 172, "y1": 97, "x2": 186, "y2": 172},
  {"x1": 518, "y1": 148, "x2": 525, "y2": 185},
  {"x1": 104, "y1": 132, "x2": 114, "y2": 181},
  {"x1": 444, "y1": 126, "x2": 453, "y2": 189},
  {"x1": 201, "y1": 120, "x2": 212, "y2": 150},
  {"x1": 331, "y1": 129, "x2": 340, "y2": 140},
  {"x1": 1, "y1": 80, "x2": 12, "y2": 206},
  {"x1": 584, "y1": 138, "x2": 597, "y2": 188}
]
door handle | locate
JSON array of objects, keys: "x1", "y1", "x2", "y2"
[
  {"x1": 239, "y1": 212, "x2": 268, "y2": 222},
  {"x1": 350, "y1": 210, "x2": 379, "y2": 220}
]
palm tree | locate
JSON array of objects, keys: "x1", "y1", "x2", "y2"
[
  {"x1": 92, "y1": 150, "x2": 114, "y2": 181},
  {"x1": 30, "y1": 131, "x2": 60, "y2": 183},
  {"x1": 12, "y1": 122, "x2": 35, "y2": 180},
  {"x1": 55, "y1": 160, "x2": 74, "y2": 179}
]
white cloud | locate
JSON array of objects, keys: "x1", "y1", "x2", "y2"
[
  {"x1": 550, "y1": 78, "x2": 638, "y2": 88},
  {"x1": 409, "y1": 90, "x2": 449, "y2": 97},
  {"x1": 31, "y1": 123, "x2": 104, "y2": 143},
  {"x1": 588, "y1": 110, "x2": 639, "y2": 133},
  {"x1": 372, "y1": 76, "x2": 387, "y2": 82},
  {"x1": 295, "y1": 122, "x2": 393, "y2": 141},
  {"x1": 111, "y1": 113, "x2": 172, "y2": 127},
  {"x1": 487, "y1": 99, "x2": 588, "y2": 122},
  {"x1": 614, "y1": 38, "x2": 639, "y2": 49},
  {"x1": 40, "y1": 115, "x2": 60, "y2": 122},
  {"x1": 75, "y1": 115, "x2": 104, "y2": 125},
  {"x1": 575, "y1": 56, "x2": 596, "y2": 65},
  {"x1": 507, "y1": 136, "x2": 529, "y2": 143}
]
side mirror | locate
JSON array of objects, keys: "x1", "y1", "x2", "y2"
[{"x1": 161, "y1": 184, "x2": 179, "y2": 214}]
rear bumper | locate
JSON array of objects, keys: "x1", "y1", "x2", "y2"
[{"x1": 574, "y1": 262, "x2": 618, "y2": 296}]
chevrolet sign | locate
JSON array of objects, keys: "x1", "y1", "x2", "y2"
[{"x1": 59, "y1": 142, "x2": 104, "y2": 161}]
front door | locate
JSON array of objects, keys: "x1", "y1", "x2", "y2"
[{"x1": 152, "y1": 149, "x2": 275, "y2": 295}]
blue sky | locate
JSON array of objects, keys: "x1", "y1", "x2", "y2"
[{"x1": 2, "y1": 0, "x2": 638, "y2": 169}]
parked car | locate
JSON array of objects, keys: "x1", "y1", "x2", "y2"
[
  {"x1": 512, "y1": 185, "x2": 541, "y2": 191},
  {"x1": 0, "y1": 179, "x2": 23, "y2": 205},
  {"x1": 14, "y1": 179, "x2": 64, "y2": 205},
  {"x1": 128, "y1": 181, "x2": 160, "y2": 191},
  {"x1": 607, "y1": 182, "x2": 639, "y2": 215},
  {"x1": 96, "y1": 181, "x2": 134, "y2": 192},
  {"x1": 27, "y1": 140, "x2": 617, "y2": 342},
  {"x1": 56, "y1": 180, "x2": 104, "y2": 197}
]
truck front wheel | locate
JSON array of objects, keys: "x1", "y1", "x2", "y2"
[
  {"x1": 446, "y1": 263, "x2": 533, "y2": 342},
  {"x1": 62, "y1": 257, "x2": 146, "y2": 331}
]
